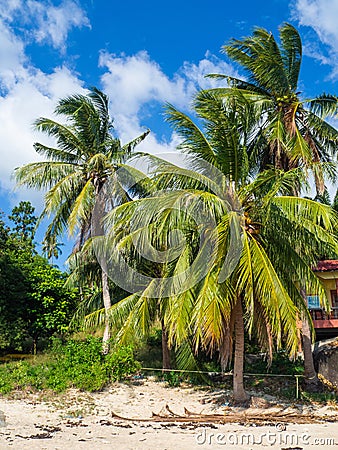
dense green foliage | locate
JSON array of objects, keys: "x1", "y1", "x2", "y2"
[
  {"x1": 0, "y1": 202, "x2": 78, "y2": 353},
  {"x1": 0, "y1": 337, "x2": 140, "y2": 393}
]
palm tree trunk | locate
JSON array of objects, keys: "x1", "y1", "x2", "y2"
[
  {"x1": 302, "y1": 314, "x2": 322, "y2": 392},
  {"x1": 161, "y1": 319, "x2": 171, "y2": 370},
  {"x1": 102, "y1": 269, "x2": 111, "y2": 354},
  {"x1": 94, "y1": 182, "x2": 113, "y2": 354},
  {"x1": 233, "y1": 299, "x2": 249, "y2": 403}
]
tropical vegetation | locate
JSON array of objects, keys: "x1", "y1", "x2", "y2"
[{"x1": 0, "y1": 23, "x2": 337, "y2": 402}]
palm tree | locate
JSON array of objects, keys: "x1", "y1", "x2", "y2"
[
  {"x1": 161, "y1": 102, "x2": 338, "y2": 401},
  {"x1": 203, "y1": 23, "x2": 338, "y2": 391},
  {"x1": 14, "y1": 87, "x2": 149, "y2": 351},
  {"x1": 91, "y1": 96, "x2": 338, "y2": 402},
  {"x1": 83, "y1": 175, "x2": 176, "y2": 370},
  {"x1": 42, "y1": 236, "x2": 64, "y2": 263},
  {"x1": 206, "y1": 23, "x2": 338, "y2": 194}
]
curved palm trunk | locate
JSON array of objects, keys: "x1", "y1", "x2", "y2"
[
  {"x1": 302, "y1": 314, "x2": 322, "y2": 392},
  {"x1": 233, "y1": 299, "x2": 249, "y2": 403}
]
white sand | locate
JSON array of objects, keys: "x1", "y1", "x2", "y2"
[{"x1": 0, "y1": 379, "x2": 337, "y2": 449}]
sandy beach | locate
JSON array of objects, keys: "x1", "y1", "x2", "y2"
[{"x1": 0, "y1": 378, "x2": 337, "y2": 449}]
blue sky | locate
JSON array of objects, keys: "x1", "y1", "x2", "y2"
[{"x1": 1, "y1": 0, "x2": 338, "y2": 265}]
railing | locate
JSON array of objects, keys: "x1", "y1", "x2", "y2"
[{"x1": 309, "y1": 307, "x2": 338, "y2": 321}]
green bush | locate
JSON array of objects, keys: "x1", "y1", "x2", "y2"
[
  {"x1": 0, "y1": 337, "x2": 140, "y2": 394},
  {"x1": 162, "y1": 370, "x2": 181, "y2": 387},
  {"x1": 106, "y1": 345, "x2": 141, "y2": 382}
]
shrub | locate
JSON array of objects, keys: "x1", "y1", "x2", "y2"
[
  {"x1": 106, "y1": 345, "x2": 141, "y2": 381},
  {"x1": 0, "y1": 337, "x2": 140, "y2": 394}
]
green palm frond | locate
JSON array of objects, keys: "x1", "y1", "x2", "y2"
[
  {"x1": 121, "y1": 129, "x2": 150, "y2": 157},
  {"x1": 164, "y1": 103, "x2": 217, "y2": 166},
  {"x1": 272, "y1": 196, "x2": 338, "y2": 232},
  {"x1": 68, "y1": 179, "x2": 95, "y2": 235},
  {"x1": 14, "y1": 162, "x2": 79, "y2": 189},
  {"x1": 33, "y1": 118, "x2": 82, "y2": 155},
  {"x1": 42, "y1": 171, "x2": 83, "y2": 217},
  {"x1": 33, "y1": 143, "x2": 81, "y2": 163},
  {"x1": 308, "y1": 93, "x2": 338, "y2": 118},
  {"x1": 279, "y1": 23, "x2": 302, "y2": 91}
]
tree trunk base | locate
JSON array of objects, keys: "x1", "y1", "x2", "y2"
[
  {"x1": 303, "y1": 377, "x2": 324, "y2": 393},
  {"x1": 232, "y1": 393, "x2": 250, "y2": 406}
]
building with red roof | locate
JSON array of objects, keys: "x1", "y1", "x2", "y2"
[{"x1": 307, "y1": 260, "x2": 338, "y2": 339}]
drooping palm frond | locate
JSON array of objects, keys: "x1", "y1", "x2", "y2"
[
  {"x1": 33, "y1": 118, "x2": 83, "y2": 155},
  {"x1": 308, "y1": 93, "x2": 338, "y2": 118},
  {"x1": 164, "y1": 103, "x2": 218, "y2": 167},
  {"x1": 14, "y1": 161, "x2": 78, "y2": 190}
]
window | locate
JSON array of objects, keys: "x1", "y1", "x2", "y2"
[
  {"x1": 306, "y1": 295, "x2": 320, "y2": 309},
  {"x1": 330, "y1": 290, "x2": 338, "y2": 308}
]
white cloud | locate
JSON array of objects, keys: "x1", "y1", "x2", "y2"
[
  {"x1": 294, "y1": 0, "x2": 338, "y2": 47},
  {"x1": 0, "y1": 21, "x2": 26, "y2": 91},
  {"x1": 180, "y1": 51, "x2": 239, "y2": 90},
  {"x1": 27, "y1": 0, "x2": 90, "y2": 51},
  {"x1": 0, "y1": 0, "x2": 88, "y2": 209},
  {"x1": 0, "y1": 0, "x2": 90, "y2": 52},
  {"x1": 99, "y1": 51, "x2": 189, "y2": 117},
  {"x1": 0, "y1": 69, "x2": 85, "y2": 191},
  {"x1": 99, "y1": 50, "x2": 239, "y2": 146},
  {"x1": 293, "y1": 0, "x2": 338, "y2": 76}
]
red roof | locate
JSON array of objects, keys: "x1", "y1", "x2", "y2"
[{"x1": 313, "y1": 260, "x2": 338, "y2": 272}]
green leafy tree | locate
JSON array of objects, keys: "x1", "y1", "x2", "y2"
[
  {"x1": 0, "y1": 212, "x2": 9, "y2": 248},
  {"x1": 8, "y1": 201, "x2": 37, "y2": 242},
  {"x1": 0, "y1": 246, "x2": 29, "y2": 351},
  {"x1": 23, "y1": 255, "x2": 78, "y2": 352},
  {"x1": 0, "y1": 205, "x2": 78, "y2": 353}
]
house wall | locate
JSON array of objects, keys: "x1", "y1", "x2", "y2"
[{"x1": 315, "y1": 271, "x2": 338, "y2": 306}]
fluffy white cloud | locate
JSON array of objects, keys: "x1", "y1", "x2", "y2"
[
  {"x1": 0, "y1": 0, "x2": 90, "y2": 52},
  {"x1": 0, "y1": 1, "x2": 87, "y2": 206},
  {"x1": 293, "y1": 0, "x2": 338, "y2": 76},
  {"x1": 27, "y1": 0, "x2": 90, "y2": 51},
  {"x1": 294, "y1": 0, "x2": 338, "y2": 47},
  {"x1": 0, "y1": 21, "x2": 26, "y2": 91},
  {"x1": 99, "y1": 50, "x2": 239, "y2": 147},
  {"x1": 0, "y1": 69, "x2": 85, "y2": 190}
]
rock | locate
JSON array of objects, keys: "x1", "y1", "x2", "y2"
[
  {"x1": 250, "y1": 396, "x2": 270, "y2": 408},
  {"x1": 313, "y1": 337, "x2": 338, "y2": 389}
]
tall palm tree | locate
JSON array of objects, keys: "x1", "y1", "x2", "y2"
[
  {"x1": 203, "y1": 23, "x2": 338, "y2": 391},
  {"x1": 207, "y1": 23, "x2": 338, "y2": 194},
  {"x1": 160, "y1": 101, "x2": 338, "y2": 401},
  {"x1": 14, "y1": 87, "x2": 149, "y2": 350}
]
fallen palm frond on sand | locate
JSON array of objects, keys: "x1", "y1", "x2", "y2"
[{"x1": 111, "y1": 403, "x2": 335, "y2": 425}]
